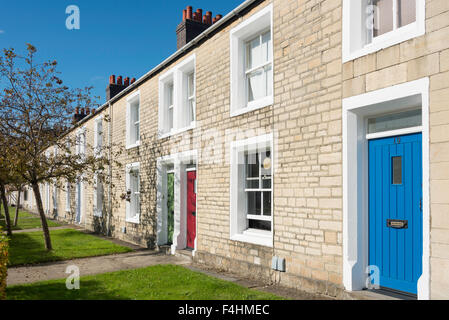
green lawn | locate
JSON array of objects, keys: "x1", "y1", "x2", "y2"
[
  {"x1": 0, "y1": 206, "x2": 60, "y2": 231},
  {"x1": 6, "y1": 264, "x2": 284, "y2": 300},
  {"x1": 8, "y1": 228, "x2": 133, "y2": 266}
]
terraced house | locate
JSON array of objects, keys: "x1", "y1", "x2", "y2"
[{"x1": 18, "y1": 0, "x2": 449, "y2": 299}]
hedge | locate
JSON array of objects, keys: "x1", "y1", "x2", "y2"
[{"x1": 0, "y1": 227, "x2": 8, "y2": 300}]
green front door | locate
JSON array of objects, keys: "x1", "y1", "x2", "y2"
[{"x1": 167, "y1": 172, "x2": 174, "y2": 245}]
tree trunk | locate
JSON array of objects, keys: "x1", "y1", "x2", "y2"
[
  {"x1": 14, "y1": 190, "x2": 21, "y2": 227},
  {"x1": 0, "y1": 183, "x2": 12, "y2": 236},
  {"x1": 31, "y1": 182, "x2": 52, "y2": 251}
]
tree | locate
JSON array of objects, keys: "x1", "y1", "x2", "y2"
[
  {"x1": 0, "y1": 134, "x2": 13, "y2": 236},
  {"x1": 0, "y1": 44, "x2": 113, "y2": 250}
]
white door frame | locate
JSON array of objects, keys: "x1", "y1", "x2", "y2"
[
  {"x1": 342, "y1": 78, "x2": 430, "y2": 300},
  {"x1": 75, "y1": 179, "x2": 83, "y2": 224},
  {"x1": 156, "y1": 150, "x2": 198, "y2": 255}
]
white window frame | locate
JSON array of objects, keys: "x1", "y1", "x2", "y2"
[
  {"x1": 65, "y1": 181, "x2": 71, "y2": 213},
  {"x1": 230, "y1": 4, "x2": 273, "y2": 117},
  {"x1": 230, "y1": 133, "x2": 274, "y2": 247},
  {"x1": 342, "y1": 0, "x2": 425, "y2": 62},
  {"x1": 125, "y1": 162, "x2": 140, "y2": 224},
  {"x1": 158, "y1": 54, "x2": 196, "y2": 139},
  {"x1": 126, "y1": 91, "x2": 140, "y2": 149},
  {"x1": 94, "y1": 115, "x2": 104, "y2": 157},
  {"x1": 93, "y1": 172, "x2": 103, "y2": 217}
]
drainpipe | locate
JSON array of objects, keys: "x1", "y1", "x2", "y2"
[{"x1": 106, "y1": 101, "x2": 112, "y2": 237}]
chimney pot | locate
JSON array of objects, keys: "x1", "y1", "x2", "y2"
[
  {"x1": 124, "y1": 77, "x2": 130, "y2": 86},
  {"x1": 131, "y1": 78, "x2": 136, "y2": 84},
  {"x1": 80, "y1": 108, "x2": 85, "y2": 115},
  {"x1": 183, "y1": 9, "x2": 187, "y2": 21},
  {"x1": 86, "y1": 107, "x2": 90, "y2": 115},
  {"x1": 196, "y1": 9, "x2": 203, "y2": 20},
  {"x1": 186, "y1": 6, "x2": 193, "y2": 20},
  {"x1": 116, "y1": 76, "x2": 123, "y2": 85},
  {"x1": 206, "y1": 11, "x2": 212, "y2": 25},
  {"x1": 75, "y1": 107, "x2": 80, "y2": 115},
  {"x1": 91, "y1": 108, "x2": 96, "y2": 115},
  {"x1": 109, "y1": 75, "x2": 116, "y2": 84}
]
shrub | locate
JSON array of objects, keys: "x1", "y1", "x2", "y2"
[{"x1": 0, "y1": 227, "x2": 8, "y2": 300}]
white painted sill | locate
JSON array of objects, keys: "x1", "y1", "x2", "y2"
[
  {"x1": 126, "y1": 141, "x2": 141, "y2": 150},
  {"x1": 126, "y1": 217, "x2": 140, "y2": 224},
  {"x1": 343, "y1": 23, "x2": 424, "y2": 63},
  {"x1": 231, "y1": 230, "x2": 273, "y2": 248},
  {"x1": 158, "y1": 122, "x2": 196, "y2": 140},
  {"x1": 230, "y1": 96, "x2": 273, "y2": 118},
  {"x1": 93, "y1": 210, "x2": 102, "y2": 218}
]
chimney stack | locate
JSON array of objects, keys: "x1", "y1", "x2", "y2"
[
  {"x1": 176, "y1": 6, "x2": 220, "y2": 50},
  {"x1": 106, "y1": 74, "x2": 135, "y2": 101}
]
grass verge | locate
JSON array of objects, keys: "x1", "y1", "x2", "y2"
[
  {"x1": 0, "y1": 206, "x2": 60, "y2": 231},
  {"x1": 7, "y1": 264, "x2": 284, "y2": 300},
  {"x1": 8, "y1": 228, "x2": 132, "y2": 266}
]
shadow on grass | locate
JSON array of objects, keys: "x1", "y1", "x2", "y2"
[
  {"x1": 7, "y1": 280, "x2": 129, "y2": 300},
  {"x1": 8, "y1": 232, "x2": 59, "y2": 266},
  {"x1": 8, "y1": 229, "x2": 133, "y2": 267}
]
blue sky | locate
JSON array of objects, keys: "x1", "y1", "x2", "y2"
[{"x1": 0, "y1": 0, "x2": 243, "y2": 103}]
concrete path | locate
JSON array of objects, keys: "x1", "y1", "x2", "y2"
[
  {"x1": 11, "y1": 226, "x2": 73, "y2": 234},
  {"x1": 7, "y1": 250, "x2": 191, "y2": 286}
]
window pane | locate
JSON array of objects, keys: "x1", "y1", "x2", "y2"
[
  {"x1": 398, "y1": 0, "x2": 416, "y2": 27},
  {"x1": 135, "y1": 123, "x2": 140, "y2": 142},
  {"x1": 367, "y1": 109, "x2": 422, "y2": 134},
  {"x1": 247, "y1": 191, "x2": 261, "y2": 216},
  {"x1": 392, "y1": 156, "x2": 402, "y2": 185},
  {"x1": 248, "y1": 219, "x2": 271, "y2": 231},
  {"x1": 247, "y1": 69, "x2": 265, "y2": 102},
  {"x1": 373, "y1": 0, "x2": 394, "y2": 37},
  {"x1": 262, "y1": 178, "x2": 271, "y2": 189},
  {"x1": 246, "y1": 178, "x2": 259, "y2": 189},
  {"x1": 266, "y1": 65, "x2": 273, "y2": 97},
  {"x1": 188, "y1": 73, "x2": 195, "y2": 97},
  {"x1": 246, "y1": 153, "x2": 259, "y2": 179},
  {"x1": 167, "y1": 84, "x2": 174, "y2": 106},
  {"x1": 261, "y1": 31, "x2": 271, "y2": 63},
  {"x1": 246, "y1": 36, "x2": 261, "y2": 70},
  {"x1": 263, "y1": 191, "x2": 271, "y2": 216},
  {"x1": 189, "y1": 98, "x2": 195, "y2": 123},
  {"x1": 168, "y1": 107, "x2": 173, "y2": 130}
]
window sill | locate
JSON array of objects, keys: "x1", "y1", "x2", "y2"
[
  {"x1": 231, "y1": 230, "x2": 273, "y2": 247},
  {"x1": 230, "y1": 96, "x2": 273, "y2": 118},
  {"x1": 343, "y1": 23, "x2": 424, "y2": 63},
  {"x1": 158, "y1": 122, "x2": 196, "y2": 140},
  {"x1": 94, "y1": 211, "x2": 102, "y2": 218},
  {"x1": 126, "y1": 217, "x2": 140, "y2": 224},
  {"x1": 126, "y1": 141, "x2": 141, "y2": 150}
]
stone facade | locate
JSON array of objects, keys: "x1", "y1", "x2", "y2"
[{"x1": 18, "y1": 0, "x2": 449, "y2": 299}]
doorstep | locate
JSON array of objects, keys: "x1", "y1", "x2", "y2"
[{"x1": 345, "y1": 289, "x2": 417, "y2": 300}]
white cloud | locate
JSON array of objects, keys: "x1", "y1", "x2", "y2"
[{"x1": 0, "y1": 30, "x2": 5, "y2": 34}]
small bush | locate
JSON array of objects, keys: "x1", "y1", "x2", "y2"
[{"x1": 0, "y1": 227, "x2": 8, "y2": 300}]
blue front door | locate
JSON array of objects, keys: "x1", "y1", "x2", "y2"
[{"x1": 369, "y1": 133, "x2": 422, "y2": 295}]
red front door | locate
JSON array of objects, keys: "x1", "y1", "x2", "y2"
[{"x1": 186, "y1": 170, "x2": 196, "y2": 249}]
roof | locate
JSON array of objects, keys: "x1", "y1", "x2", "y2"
[{"x1": 72, "y1": 0, "x2": 262, "y2": 129}]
